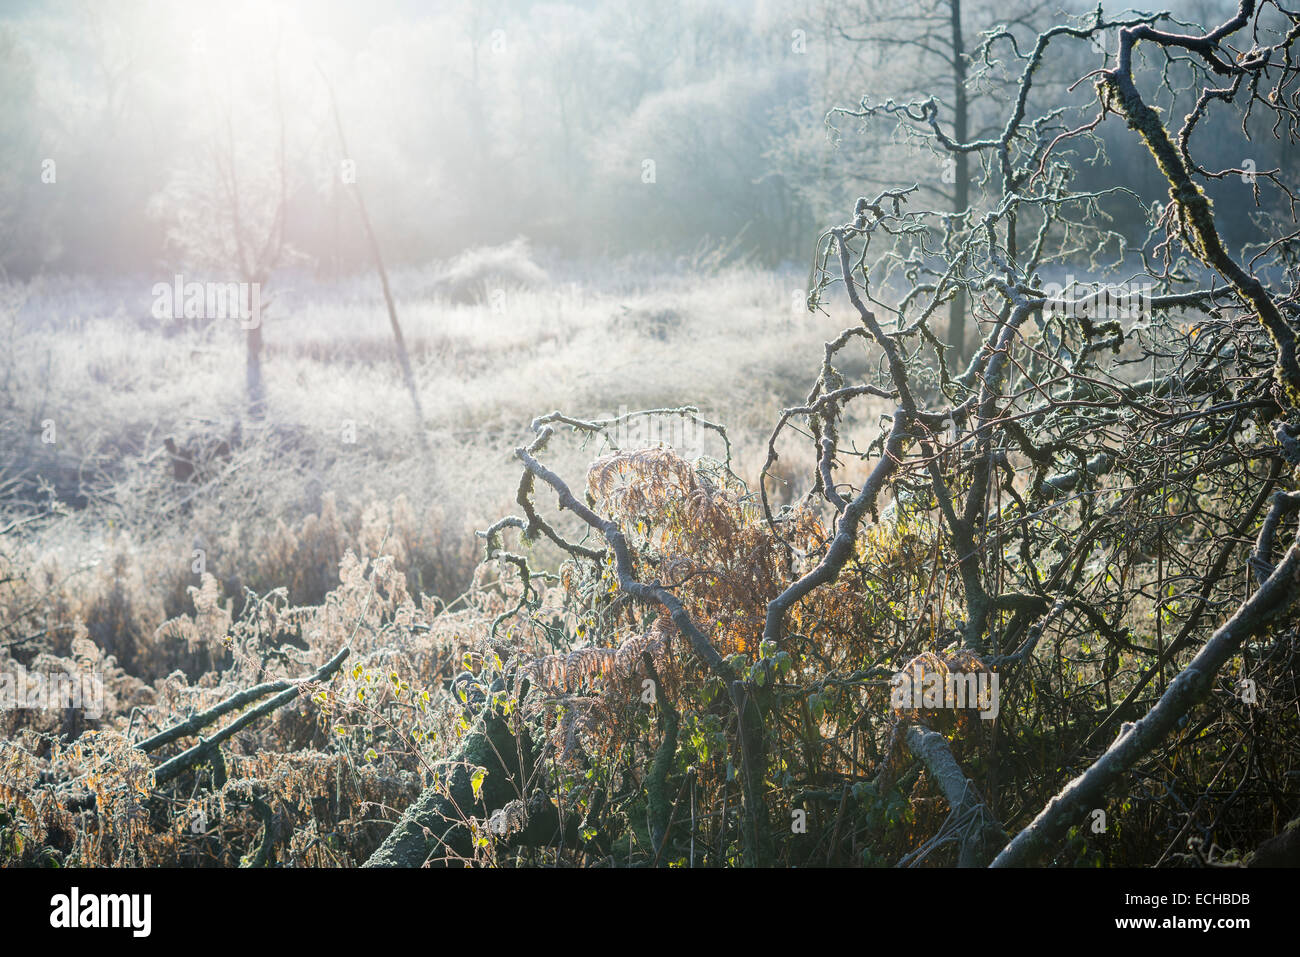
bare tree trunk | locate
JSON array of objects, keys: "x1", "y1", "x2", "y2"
[
  {"x1": 947, "y1": 0, "x2": 970, "y2": 359},
  {"x1": 246, "y1": 283, "x2": 265, "y2": 419},
  {"x1": 364, "y1": 701, "x2": 549, "y2": 867},
  {"x1": 359, "y1": 208, "x2": 426, "y2": 448},
  {"x1": 318, "y1": 66, "x2": 427, "y2": 450}
]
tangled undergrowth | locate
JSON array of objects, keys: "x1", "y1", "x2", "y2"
[
  {"x1": 1, "y1": 419, "x2": 1297, "y2": 867},
  {"x1": 0, "y1": 440, "x2": 996, "y2": 867}
]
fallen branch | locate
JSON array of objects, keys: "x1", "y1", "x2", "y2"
[
  {"x1": 992, "y1": 501, "x2": 1300, "y2": 866},
  {"x1": 137, "y1": 676, "x2": 305, "y2": 753},
  {"x1": 151, "y1": 645, "x2": 350, "y2": 788},
  {"x1": 903, "y1": 724, "x2": 1006, "y2": 867},
  {"x1": 363, "y1": 698, "x2": 539, "y2": 867}
]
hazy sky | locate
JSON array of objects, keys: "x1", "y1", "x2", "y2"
[{"x1": 0, "y1": 0, "x2": 1249, "y2": 274}]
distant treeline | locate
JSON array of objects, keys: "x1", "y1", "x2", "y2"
[{"x1": 0, "y1": 0, "x2": 1278, "y2": 275}]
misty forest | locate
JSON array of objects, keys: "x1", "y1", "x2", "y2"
[{"x1": 2, "y1": 0, "x2": 1300, "y2": 870}]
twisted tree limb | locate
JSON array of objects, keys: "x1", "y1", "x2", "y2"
[
  {"x1": 1101, "y1": 2, "x2": 1300, "y2": 406},
  {"x1": 763, "y1": 411, "x2": 908, "y2": 648},
  {"x1": 514, "y1": 434, "x2": 773, "y2": 866}
]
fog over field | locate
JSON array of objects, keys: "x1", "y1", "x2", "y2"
[{"x1": 1, "y1": 0, "x2": 1298, "y2": 890}]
